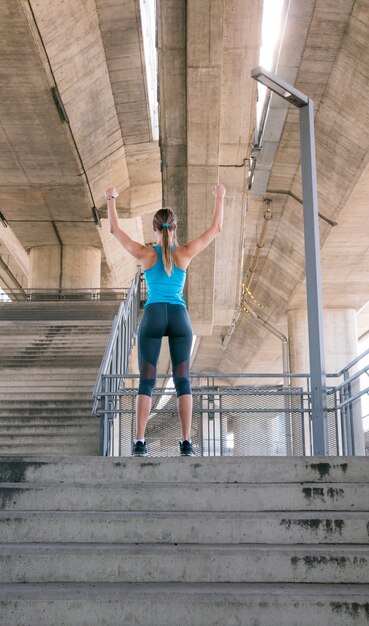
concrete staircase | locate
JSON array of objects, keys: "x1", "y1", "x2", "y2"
[
  {"x1": 0, "y1": 302, "x2": 120, "y2": 455},
  {"x1": 0, "y1": 456, "x2": 368, "y2": 625}
]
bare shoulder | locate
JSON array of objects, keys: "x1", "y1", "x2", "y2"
[
  {"x1": 141, "y1": 245, "x2": 159, "y2": 271},
  {"x1": 173, "y1": 245, "x2": 191, "y2": 270}
]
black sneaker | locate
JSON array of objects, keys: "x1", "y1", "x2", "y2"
[
  {"x1": 179, "y1": 440, "x2": 195, "y2": 456},
  {"x1": 132, "y1": 440, "x2": 148, "y2": 457}
]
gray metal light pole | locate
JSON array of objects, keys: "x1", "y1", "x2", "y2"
[{"x1": 251, "y1": 66, "x2": 329, "y2": 456}]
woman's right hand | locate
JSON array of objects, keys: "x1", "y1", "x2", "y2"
[{"x1": 212, "y1": 183, "x2": 226, "y2": 199}]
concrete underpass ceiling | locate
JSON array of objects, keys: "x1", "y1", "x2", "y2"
[
  {"x1": 190, "y1": 0, "x2": 369, "y2": 376},
  {"x1": 1, "y1": 0, "x2": 369, "y2": 378},
  {"x1": 0, "y1": 0, "x2": 161, "y2": 292}
]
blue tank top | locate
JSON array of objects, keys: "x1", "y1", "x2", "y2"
[{"x1": 144, "y1": 245, "x2": 186, "y2": 307}]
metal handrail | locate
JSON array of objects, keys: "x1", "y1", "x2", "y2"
[
  {"x1": 326, "y1": 346, "x2": 369, "y2": 378},
  {"x1": 95, "y1": 346, "x2": 369, "y2": 457},
  {"x1": 92, "y1": 270, "x2": 142, "y2": 425},
  {"x1": 93, "y1": 282, "x2": 369, "y2": 458}
]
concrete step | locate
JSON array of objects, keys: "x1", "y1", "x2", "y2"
[
  {"x1": 0, "y1": 360, "x2": 103, "y2": 367},
  {"x1": 0, "y1": 426, "x2": 98, "y2": 438},
  {"x1": 0, "y1": 367, "x2": 96, "y2": 384},
  {"x1": 0, "y1": 444, "x2": 99, "y2": 455},
  {"x1": 1, "y1": 543, "x2": 368, "y2": 584},
  {"x1": 0, "y1": 434, "x2": 99, "y2": 446},
  {"x1": 1, "y1": 510, "x2": 367, "y2": 544},
  {"x1": 0, "y1": 400, "x2": 92, "y2": 406},
  {"x1": 0, "y1": 343, "x2": 108, "y2": 350},
  {"x1": 0, "y1": 368, "x2": 99, "y2": 375},
  {"x1": 0, "y1": 302, "x2": 120, "y2": 322},
  {"x1": 0, "y1": 411, "x2": 97, "y2": 419},
  {"x1": 0, "y1": 481, "x2": 368, "y2": 512},
  {"x1": 0, "y1": 582, "x2": 368, "y2": 626},
  {"x1": 0, "y1": 381, "x2": 96, "y2": 388},
  {"x1": 0, "y1": 320, "x2": 116, "y2": 326},
  {"x1": 0, "y1": 382, "x2": 96, "y2": 389},
  {"x1": 0, "y1": 332, "x2": 111, "y2": 339},
  {"x1": 0, "y1": 337, "x2": 108, "y2": 343},
  {"x1": 0, "y1": 327, "x2": 112, "y2": 333},
  {"x1": 0, "y1": 408, "x2": 93, "y2": 416},
  {"x1": 0, "y1": 332, "x2": 110, "y2": 338},
  {"x1": 3, "y1": 353, "x2": 106, "y2": 359},
  {"x1": 1, "y1": 352, "x2": 106, "y2": 359},
  {"x1": 0, "y1": 456, "x2": 364, "y2": 485},
  {"x1": 0, "y1": 406, "x2": 96, "y2": 420},
  {"x1": 0, "y1": 379, "x2": 95, "y2": 398},
  {"x1": 0, "y1": 363, "x2": 102, "y2": 369},
  {"x1": 0, "y1": 392, "x2": 93, "y2": 400}
]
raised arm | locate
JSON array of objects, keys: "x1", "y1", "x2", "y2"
[
  {"x1": 105, "y1": 186, "x2": 149, "y2": 263},
  {"x1": 183, "y1": 184, "x2": 226, "y2": 260}
]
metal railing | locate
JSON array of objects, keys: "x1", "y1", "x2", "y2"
[
  {"x1": 92, "y1": 271, "x2": 142, "y2": 453},
  {"x1": 0, "y1": 288, "x2": 129, "y2": 302},
  {"x1": 93, "y1": 346, "x2": 369, "y2": 457},
  {"x1": 95, "y1": 372, "x2": 309, "y2": 457},
  {"x1": 326, "y1": 346, "x2": 369, "y2": 456},
  {"x1": 91, "y1": 267, "x2": 369, "y2": 457}
]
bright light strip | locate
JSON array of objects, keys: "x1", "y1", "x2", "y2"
[
  {"x1": 140, "y1": 0, "x2": 159, "y2": 141},
  {"x1": 256, "y1": 0, "x2": 286, "y2": 129},
  {"x1": 0, "y1": 287, "x2": 11, "y2": 302}
]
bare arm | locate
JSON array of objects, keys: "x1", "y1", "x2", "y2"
[
  {"x1": 182, "y1": 184, "x2": 226, "y2": 260},
  {"x1": 105, "y1": 187, "x2": 149, "y2": 263}
]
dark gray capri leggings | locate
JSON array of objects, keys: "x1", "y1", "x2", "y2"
[{"x1": 137, "y1": 303, "x2": 193, "y2": 397}]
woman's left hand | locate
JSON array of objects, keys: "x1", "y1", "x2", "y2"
[{"x1": 105, "y1": 186, "x2": 119, "y2": 199}]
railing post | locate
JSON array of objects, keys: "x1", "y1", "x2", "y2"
[{"x1": 342, "y1": 370, "x2": 354, "y2": 456}]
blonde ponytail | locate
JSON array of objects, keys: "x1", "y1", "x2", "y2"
[
  {"x1": 152, "y1": 208, "x2": 177, "y2": 277},
  {"x1": 161, "y1": 226, "x2": 172, "y2": 276}
]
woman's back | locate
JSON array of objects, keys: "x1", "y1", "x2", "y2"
[{"x1": 144, "y1": 245, "x2": 186, "y2": 307}]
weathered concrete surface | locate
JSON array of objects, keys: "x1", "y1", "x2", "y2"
[
  {"x1": 0, "y1": 308, "x2": 120, "y2": 455},
  {"x1": 0, "y1": 455, "x2": 368, "y2": 625},
  {"x1": 193, "y1": 0, "x2": 369, "y2": 375},
  {"x1": 0, "y1": 0, "x2": 160, "y2": 292},
  {"x1": 1, "y1": 455, "x2": 363, "y2": 484},
  {"x1": 1, "y1": 582, "x2": 368, "y2": 626},
  {"x1": 1, "y1": 543, "x2": 369, "y2": 584},
  {"x1": 1, "y1": 481, "x2": 369, "y2": 512}
]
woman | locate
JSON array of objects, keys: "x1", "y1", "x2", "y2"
[{"x1": 106, "y1": 183, "x2": 226, "y2": 456}]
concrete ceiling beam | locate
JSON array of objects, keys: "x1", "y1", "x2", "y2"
[
  {"x1": 157, "y1": 0, "x2": 187, "y2": 241},
  {"x1": 29, "y1": 0, "x2": 131, "y2": 208},
  {"x1": 186, "y1": 0, "x2": 225, "y2": 335}
]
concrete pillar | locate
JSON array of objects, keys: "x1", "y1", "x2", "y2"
[
  {"x1": 288, "y1": 308, "x2": 365, "y2": 456},
  {"x1": 29, "y1": 245, "x2": 101, "y2": 289}
]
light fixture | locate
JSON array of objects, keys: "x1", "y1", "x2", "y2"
[
  {"x1": 0, "y1": 211, "x2": 8, "y2": 228},
  {"x1": 251, "y1": 67, "x2": 308, "y2": 108},
  {"x1": 91, "y1": 205, "x2": 101, "y2": 228},
  {"x1": 251, "y1": 66, "x2": 329, "y2": 455},
  {"x1": 51, "y1": 86, "x2": 70, "y2": 123}
]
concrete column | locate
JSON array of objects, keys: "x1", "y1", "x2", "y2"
[
  {"x1": 29, "y1": 246, "x2": 61, "y2": 289},
  {"x1": 29, "y1": 245, "x2": 101, "y2": 289},
  {"x1": 288, "y1": 308, "x2": 365, "y2": 456}
]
